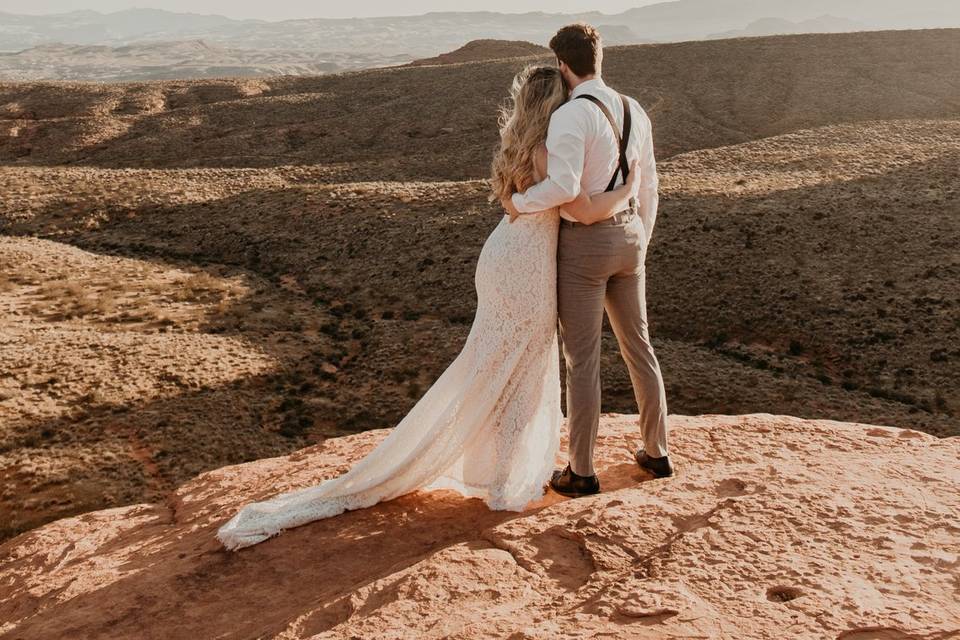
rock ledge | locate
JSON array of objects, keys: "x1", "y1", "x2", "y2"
[{"x1": 1, "y1": 414, "x2": 958, "y2": 639}]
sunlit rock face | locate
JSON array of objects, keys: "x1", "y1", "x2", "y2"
[{"x1": 1, "y1": 414, "x2": 958, "y2": 639}]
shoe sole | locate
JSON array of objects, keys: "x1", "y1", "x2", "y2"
[
  {"x1": 637, "y1": 464, "x2": 674, "y2": 479},
  {"x1": 548, "y1": 484, "x2": 601, "y2": 498},
  {"x1": 636, "y1": 457, "x2": 675, "y2": 479}
]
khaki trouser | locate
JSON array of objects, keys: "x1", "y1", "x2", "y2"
[{"x1": 557, "y1": 207, "x2": 669, "y2": 477}]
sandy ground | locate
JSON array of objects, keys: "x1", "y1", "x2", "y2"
[
  {"x1": 0, "y1": 236, "x2": 337, "y2": 539},
  {"x1": 0, "y1": 414, "x2": 957, "y2": 639}
]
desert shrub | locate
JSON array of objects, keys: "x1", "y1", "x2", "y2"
[
  {"x1": 448, "y1": 313, "x2": 473, "y2": 325},
  {"x1": 278, "y1": 396, "x2": 303, "y2": 412},
  {"x1": 171, "y1": 272, "x2": 225, "y2": 303},
  {"x1": 934, "y1": 390, "x2": 950, "y2": 413},
  {"x1": 320, "y1": 322, "x2": 341, "y2": 338},
  {"x1": 866, "y1": 386, "x2": 918, "y2": 406},
  {"x1": 279, "y1": 413, "x2": 312, "y2": 439},
  {"x1": 706, "y1": 332, "x2": 729, "y2": 348}
]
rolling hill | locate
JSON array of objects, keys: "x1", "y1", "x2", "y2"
[{"x1": 409, "y1": 40, "x2": 550, "y2": 66}]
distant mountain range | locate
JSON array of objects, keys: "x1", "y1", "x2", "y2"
[
  {"x1": 0, "y1": 40, "x2": 410, "y2": 82},
  {"x1": 1, "y1": 0, "x2": 959, "y2": 80},
  {"x1": 708, "y1": 15, "x2": 868, "y2": 40}
]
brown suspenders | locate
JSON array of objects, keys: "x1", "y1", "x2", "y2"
[{"x1": 575, "y1": 93, "x2": 633, "y2": 192}]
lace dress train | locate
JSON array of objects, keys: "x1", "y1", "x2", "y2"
[{"x1": 217, "y1": 210, "x2": 562, "y2": 550}]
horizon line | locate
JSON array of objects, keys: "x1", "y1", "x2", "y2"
[{"x1": 0, "y1": 4, "x2": 671, "y2": 23}]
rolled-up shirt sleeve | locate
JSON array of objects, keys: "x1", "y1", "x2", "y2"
[
  {"x1": 633, "y1": 104, "x2": 659, "y2": 245},
  {"x1": 511, "y1": 103, "x2": 589, "y2": 214}
]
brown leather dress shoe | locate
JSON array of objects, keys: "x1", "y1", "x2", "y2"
[
  {"x1": 549, "y1": 464, "x2": 601, "y2": 497},
  {"x1": 635, "y1": 450, "x2": 674, "y2": 478}
]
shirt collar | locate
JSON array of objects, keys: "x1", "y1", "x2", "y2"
[{"x1": 569, "y1": 77, "x2": 606, "y2": 99}]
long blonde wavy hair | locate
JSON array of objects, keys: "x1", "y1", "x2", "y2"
[{"x1": 490, "y1": 65, "x2": 567, "y2": 202}]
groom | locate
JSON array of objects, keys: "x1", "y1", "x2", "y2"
[{"x1": 503, "y1": 23, "x2": 672, "y2": 496}]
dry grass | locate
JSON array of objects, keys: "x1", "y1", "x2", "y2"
[
  {"x1": 34, "y1": 280, "x2": 118, "y2": 318},
  {"x1": 170, "y1": 272, "x2": 232, "y2": 303}
]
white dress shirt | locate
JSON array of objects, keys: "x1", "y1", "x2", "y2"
[{"x1": 511, "y1": 77, "x2": 659, "y2": 243}]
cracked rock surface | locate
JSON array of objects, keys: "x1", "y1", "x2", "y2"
[{"x1": 2, "y1": 414, "x2": 958, "y2": 639}]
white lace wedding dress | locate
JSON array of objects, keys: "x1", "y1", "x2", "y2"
[{"x1": 217, "y1": 207, "x2": 562, "y2": 550}]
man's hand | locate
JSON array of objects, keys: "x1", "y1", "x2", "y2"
[
  {"x1": 500, "y1": 196, "x2": 521, "y2": 223},
  {"x1": 626, "y1": 158, "x2": 642, "y2": 195}
]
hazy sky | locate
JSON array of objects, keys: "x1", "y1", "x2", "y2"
[{"x1": 0, "y1": 0, "x2": 667, "y2": 20}]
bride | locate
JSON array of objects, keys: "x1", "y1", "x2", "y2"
[{"x1": 217, "y1": 65, "x2": 641, "y2": 550}]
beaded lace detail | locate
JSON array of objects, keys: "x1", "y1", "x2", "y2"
[{"x1": 217, "y1": 210, "x2": 562, "y2": 550}]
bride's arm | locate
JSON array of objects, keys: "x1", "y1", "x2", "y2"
[
  {"x1": 502, "y1": 149, "x2": 640, "y2": 225},
  {"x1": 562, "y1": 159, "x2": 641, "y2": 225}
]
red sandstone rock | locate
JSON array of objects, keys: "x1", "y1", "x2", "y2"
[{"x1": 2, "y1": 414, "x2": 958, "y2": 639}]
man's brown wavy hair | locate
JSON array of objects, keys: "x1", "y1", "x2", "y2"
[{"x1": 549, "y1": 23, "x2": 601, "y2": 78}]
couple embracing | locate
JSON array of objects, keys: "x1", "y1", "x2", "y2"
[{"x1": 218, "y1": 23, "x2": 672, "y2": 551}]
